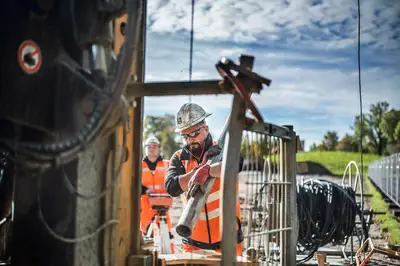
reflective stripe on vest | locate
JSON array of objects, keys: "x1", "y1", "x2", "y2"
[{"x1": 142, "y1": 159, "x2": 169, "y2": 192}]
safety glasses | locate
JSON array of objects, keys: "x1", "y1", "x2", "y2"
[{"x1": 181, "y1": 127, "x2": 204, "y2": 139}]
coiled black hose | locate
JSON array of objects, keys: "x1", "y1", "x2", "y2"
[{"x1": 296, "y1": 179, "x2": 367, "y2": 263}]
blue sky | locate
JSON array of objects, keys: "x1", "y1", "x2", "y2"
[{"x1": 142, "y1": 0, "x2": 400, "y2": 151}]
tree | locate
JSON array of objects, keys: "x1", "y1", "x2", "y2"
[
  {"x1": 240, "y1": 135, "x2": 274, "y2": 159},
  {"x1": 380, "y1": 109, "x2": 400, "y2": 153},
  {"x1": 351, "y1": 114, "x2": 369, "y2": 152},
  {"x1": 143, "y1": 115, "x2": 181, "y2": 159},
  {"x1": 322, "y1": 131, "x2": 339, "y2": 151},
  {"x1": 337, "y1": 134, "x2": 357, "y2": 152},
  {"x1": 316, "y1": 143, "x2": 328, "y2": 151},
  {"x1": 309, "y1": 142, "x2": 318, "y2": 152},
  {"x1": 351, "y1": 101, "x2": 389, "y2": 155},
  {"x1": 365, "y1": 101, "x2": 389, "y2": 155}
]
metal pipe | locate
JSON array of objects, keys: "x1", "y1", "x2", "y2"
[
  {"x1": 175, "y1": 176, "x2": 217, "y2": 237},
  {"x1": 243, "y1": 227, "x2": 292, "y2": 239}
]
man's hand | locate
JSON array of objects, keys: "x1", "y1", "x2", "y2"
[
  {"x1": 189, "y1": 164, "x2": 210, "y2": 186},
  {"x1": 187, "y1": 163, "x2": 211, "y2": 198}
]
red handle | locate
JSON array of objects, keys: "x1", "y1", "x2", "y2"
[{"x1": 216, "y1": 62, "x2": 264, "y2": 123}]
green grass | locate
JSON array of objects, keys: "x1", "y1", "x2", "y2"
[
  {"x1": 365, "y1": 177, "x2": 400, "y2": 245},
  {"x1": 297, "y1": 151, "x2": 400, "y2": 245},
  {"x1": 296, "y1": 151, "x2": 382, "y2": 176}
]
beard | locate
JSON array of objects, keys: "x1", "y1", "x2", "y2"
[{"x1": 187, "y1": 142, "x2": 203, "y2": 158}]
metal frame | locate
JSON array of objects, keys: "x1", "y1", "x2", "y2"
[
  {"x1": 125, "y1": 77, "x2": 263, "y2": 99},
  {"x1": 240, "y1": 126, "x2": 297, "y2": 266},
  {"x1": 110, "y1": 0, "x2": 299, "y2": 265},
  {"x1": 220, "y1": 90, "x2": 247, "y2": 266},
  {"x1": 244, "y1": 120, "x2": 292, "y2": 140}
]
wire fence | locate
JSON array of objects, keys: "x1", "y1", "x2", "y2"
[
  {"x1": 369, "y1": 153, "x2": 400, "y2": 208},
  {"x1": 239, "y1": 124, "x2": 297, "y2": 265}
]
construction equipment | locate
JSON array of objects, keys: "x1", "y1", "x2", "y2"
[
  {"x1": 0, "y1": 1, "x2": 138, "y2": 170},
  {"x1": 146, "y1": 193, "x2": 174, "y2": 255},
  {"x1": 356, "y1": 238, "x2": 400, "y2": 266},
  {"x1": 0, "y1": 1, "x2": 141, "y2": 266}
]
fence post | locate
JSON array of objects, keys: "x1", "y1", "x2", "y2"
[
  {"x1": 282, "y1": 126, "x2": 298, "y2": 266},
  {"x1": 220, "y1": 93, "x2": 246, "y2": 266}
]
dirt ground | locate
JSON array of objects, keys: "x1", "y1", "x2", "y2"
[{"x1": 163, "y1": 173, "x2": 400, "y2": 265}]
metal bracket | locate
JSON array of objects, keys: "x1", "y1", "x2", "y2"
[
  {"x1": 124, "y1": 54, "x2": 271, "y2": 100},
  {"x1": 356, "y1": 238, "x2": 400, "y2": 266},
  {"x1": 244, "y1": 118, "x2": 292, "y2": 139},
  {"x1": 314, "y1": 252, "x2": 330, "y2": 266},
  {"x1": 216, "y1": 55, "x2": 271, "y2": 123}
]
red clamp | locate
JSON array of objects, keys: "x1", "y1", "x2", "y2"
[{"x1": 215, "y1": 57, "x2": 271, "y2": 123}]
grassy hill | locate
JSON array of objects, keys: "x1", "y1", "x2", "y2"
[
  {"x1": 297, "y1": 151, "x2": 400, "y2": 245},
  {"x1": 296, "y1": 151, "x2": 382, "y2": 176}
]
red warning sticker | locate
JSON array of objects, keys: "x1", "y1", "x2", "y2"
[{"x1": 18, "y1": 40, "x2": 42, "y2": 74}]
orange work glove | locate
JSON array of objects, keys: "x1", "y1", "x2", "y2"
[
  {"x1": 187, "y1": 164, "x2": 211, "y2": 198},
  {"x1": 189, "y1": 164, "x2": 211, "y2": 186}
]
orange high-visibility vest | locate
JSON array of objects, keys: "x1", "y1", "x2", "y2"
[
  {"x1": 140, "y1": 158, "x2": 174, "y2": 243},
  {"x1": 175, "y1": 146, "x2": 243, "y2": 255},
  {"x1": 141, "y1": 159, "x2": 169, "y2": 193}
]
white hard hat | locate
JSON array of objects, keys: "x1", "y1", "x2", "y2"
[
  {"x1": 175, "y1": 103, "x2": 212, "y2": 132},
  {"x1": 144, "y1": 136, "x2": 160, "y2": 146}
]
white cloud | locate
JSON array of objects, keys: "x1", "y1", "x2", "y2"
[
  {"x1": 141, "y1": 1, "x2": 400, "y2": 152},
  {"x1": 147, "y1": 0, "x2": 400, "y2": 50},
  {"x1": 142, "y1": 31, "x2": 399, "y2": 152},
  {"x1": 254, "y1": 65, "x2": 400, "y2": 117}
]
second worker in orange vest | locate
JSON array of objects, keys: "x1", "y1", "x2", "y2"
[
  {"x1": 141, "y1": 136, "x2": 174, "y2": 253},
  {"x1": 165, "y1": 103, "x2": 244, "y2": 256}
]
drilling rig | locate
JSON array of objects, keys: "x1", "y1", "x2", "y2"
[
  {"x1": 0, "y1": 1, "x2": 297, "y2": 266},
  {"x1": 0, "y1": 1, "x2": 139, "y2": 265}
]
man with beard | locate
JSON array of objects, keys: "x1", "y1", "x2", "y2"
[{"x1": 165, "y1": 103, "x2": 244, "y2": 256}]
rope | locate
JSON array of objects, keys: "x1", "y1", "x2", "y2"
[
  {"x1": 37, "y1": 174, "x2": 119, "y2": 244},
  {"x1": 188, "y1": 2, "x2": 195, "y2": 264},
  {"x1": 188, "y1": 0, "x2": 195, "y2": 104},
  {"x1": 357, "y1": 0, "x2": 364, "y2": 192},
  {"x1": 189, "y1": 0, "x2": 195, "y2": 82},
  {"x1": 61, "y1": 119, "x2": 128, "y2": 200}
]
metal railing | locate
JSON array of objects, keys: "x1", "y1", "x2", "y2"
[
  {"x1": 369, "y1": 153, "x2": 400, "y2": 207},
  {"x1": 238, "y1": 123, "x2": 298, "y2": 265}
]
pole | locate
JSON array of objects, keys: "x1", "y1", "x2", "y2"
[{"x1": 130, "y1": 0, "x2": 147, "y2": 256}]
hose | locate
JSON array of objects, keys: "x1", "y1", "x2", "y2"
[
  {"x1": 0, "y1": 0, "x2": 141, "y2": 170},
  {"x1": 296, "y1": 179, "x2": 367, "y2": 263}
]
